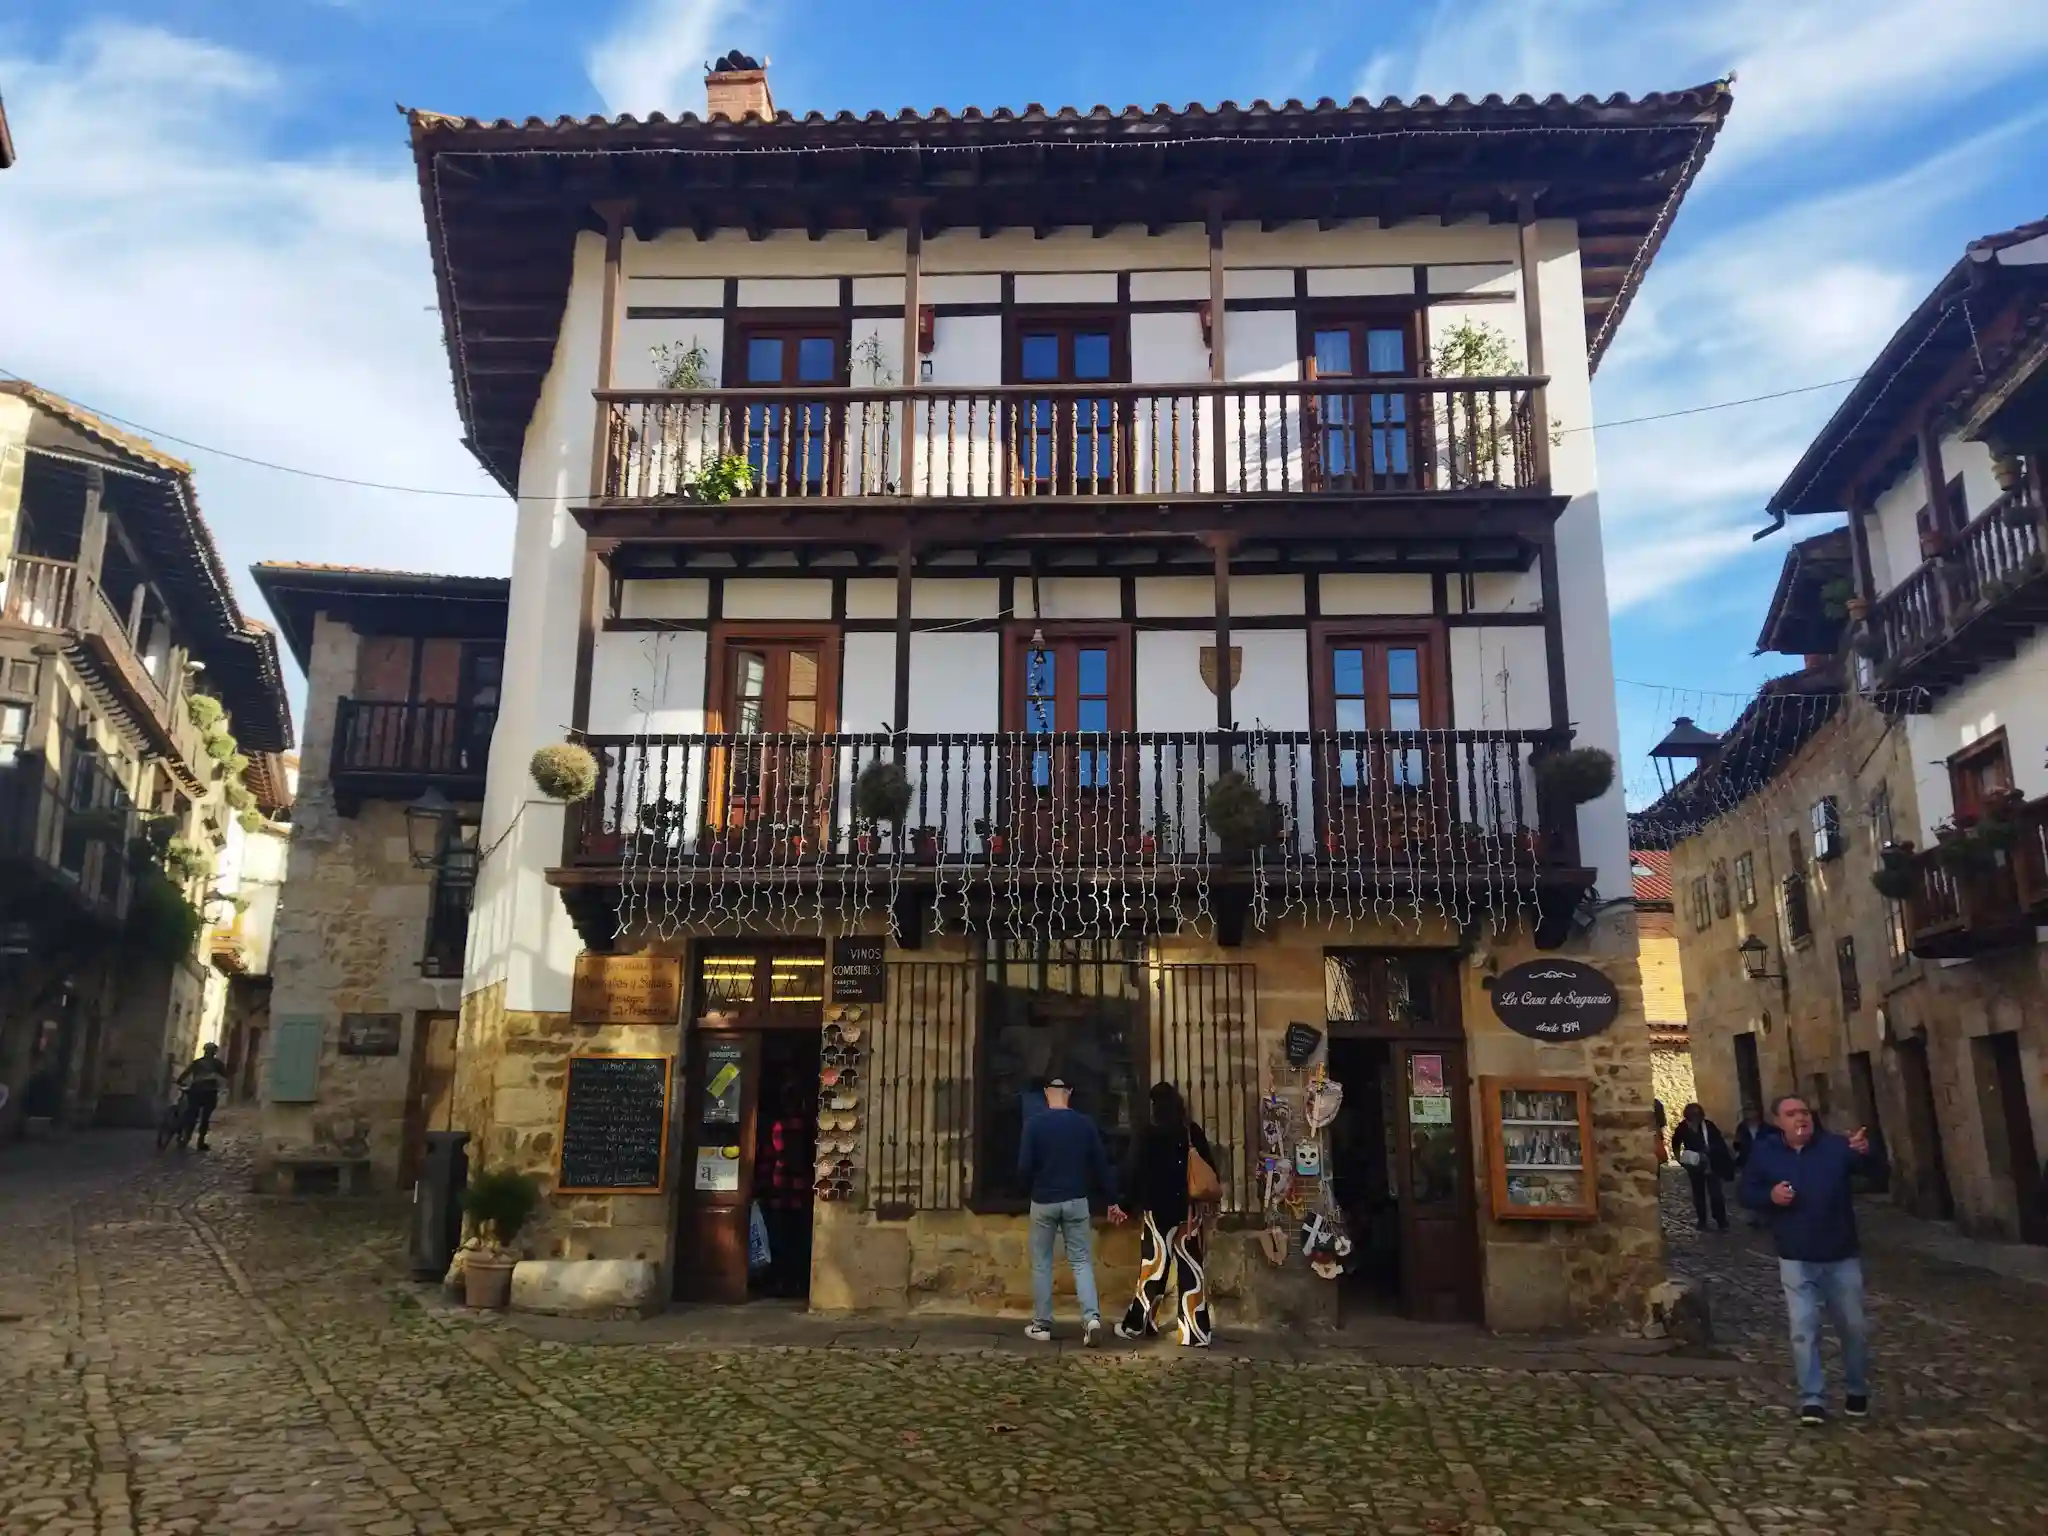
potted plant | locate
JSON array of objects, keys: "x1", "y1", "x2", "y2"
[
  {"x1": 531, "y1": 742, "x2": 599, "y2": 803},
  {"x1": 912, "y1": 825, "x2": 941, "y2": 863},
  {"x1": 460, "y1": 1167, "x2": 541, "y2": 1310},
  {"x1": 1533, "y1": 746, "x2": 1615, "y2": 807},
  {"x1": 1204, "y1": 771, "x2": 1274, "y2": 858},
  {"x1": 974, "y1": 819, "x2": 1010, "y2": 859},
  {"x1": 1871, "y1": 841, "x2": 1917, "y2": 900},
  {"x1": 1819, "y1": 577, "x2": 1855, "y2": 621},
  {"x1": 1992, "y1": 452, "x2": 2025, "y2": 493},
  {"x1": 1852, "y1": 626, "x2": 1887, "y2": 662},
  {"x1": 853, "y1": 760, "x2": 913, "y2": 828}
]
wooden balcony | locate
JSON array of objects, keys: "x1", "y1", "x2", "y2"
[
  {"x1": 1904, "y1": 795, "x2": 2048, "y2": 959},
  {"x1": 330, "y1": 699, "x2": 496, "y2": 814},
  {"x1": 578, "y1": 378, "x2": 1558, "y2": 545},
  {"x1": 4, "y1": 555, "x2": 187, "y2": 772},
  {"x1": 547, "y1": 727, "x2": 1592, "y2": 948},
  {"x1": 1862, "y1": 488, "x2": 2048, "y2": 702}
]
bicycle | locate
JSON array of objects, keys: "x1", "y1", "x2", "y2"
[{"x1": 155, "y1": 1086, "x2": 194, "y2": 1152}]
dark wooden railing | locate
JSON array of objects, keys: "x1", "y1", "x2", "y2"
[
  {"x1": 594, "y1": 377, "x2": 1546, "y2": 505},
  {"x1": 1863, "y1": 487, "x2": 2048, "y2": 677},
  {"x1": 565, "y1": 727, "x2": 1573, "y2": 875},
  {"x1": 3, "y1": 555, "x2": 78, "y2": 629},
  {"x1": 0, "y1": 753, "x2": 135, "y2": 923},
  {"x1": 1904, "y1": 793, "x2": 2048, "y2": 957},
  {"x1": 332, "y1": 700, "x2": 497, "y2": 782}
]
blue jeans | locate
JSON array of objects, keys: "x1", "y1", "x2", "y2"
[
  {"x1": 1029, "y1": 1198, "x2": 1101, "y2": 1326},
  {"x1": 1779, "y1": 1257, "x2": 1870, "y2": 1405}
]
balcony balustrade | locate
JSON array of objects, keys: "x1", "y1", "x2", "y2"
[
  {"x1": 1904, "y1": 794, "x2": 2048, "y2": 958},
  {"x1": 329, "y1": 699, "x2": 497, "y2": 812},
  {"x1": 592, "y1": 377, "x2": 1547, "y2": 514}
]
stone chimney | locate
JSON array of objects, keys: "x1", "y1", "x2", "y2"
[{"x1": 705, "y1": 50, "x2": 773, "y2": 120}]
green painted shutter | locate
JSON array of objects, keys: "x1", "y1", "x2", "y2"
[{"x1": 269, "y1": 1016, "x2": 323, "y2": 1103}]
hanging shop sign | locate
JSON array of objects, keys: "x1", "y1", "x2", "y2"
[
  {"x1": 829, "y1": 937, "x2": 887, "y2": 1004},
  {"x1": 1283, "y1": 1022, "x2": 1323, "y2": 1067},
  {"x1": 571, "y1": 954, "x2": 683, "y2": 1026},
  {"x1": 338, "y1": 1013, "x2": 402, "y2": 1056},
  {"x1": 1487, "y1": 960, "x2": 1620, "y2": 1042}
]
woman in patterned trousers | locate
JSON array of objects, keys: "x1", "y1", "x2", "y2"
[{"x1": 1114, "y1": 1082, "x2": 1216, "y2": 1347}]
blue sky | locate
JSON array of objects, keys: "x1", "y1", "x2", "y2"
[{"x1": 3, "y1": 0, "x2": 2045, "y2": 795}]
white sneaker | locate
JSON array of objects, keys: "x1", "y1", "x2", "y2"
[
  {"x1": 1024, "y1": 1322, "x2": 1053, "y2": 1343},
  {"x1": 1113, "y1": 1321, "x2": 1145, "y2": 1342},
  {"x1": 1083, "y1": 1318, "x2": 1101, "y2": 1348}
]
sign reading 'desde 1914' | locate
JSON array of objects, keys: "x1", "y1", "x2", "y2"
[{"x1": 1488, "y1": 960, "x2": 1621, "y2": 1042}]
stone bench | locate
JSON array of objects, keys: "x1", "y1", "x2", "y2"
[
  {"x1": 260, "y1": 1154, "x2": 376, "y2": 1197},
  {"x1": 510, "y1": 1259, "x2": 661, "y2": 1318}
]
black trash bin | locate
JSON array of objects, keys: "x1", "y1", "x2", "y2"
[{"x1": 411, "y1": 1130, "x2": 470, "y2": 1279}]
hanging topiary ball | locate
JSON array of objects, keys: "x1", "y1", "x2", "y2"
[{"x1": 530, "y1": 742, "x2": 599, "y2": 802}]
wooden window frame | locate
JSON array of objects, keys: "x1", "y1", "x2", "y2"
[
  {"x1": 707, "y1": 624, "x2": 844, "y2": 736},
  {"x1": 1811, "y1": 796, "x2": 1844, "y2": 862},
  {"x1": 999, "y1": 624, "x2": 1134, "y2": 734},
  {"x1": 1002, "y1": 311, "x2": 1131, "y2": 495},
  {"x1": 1711, "y1": 859, "x2": 1732, "y2": 920},
  {"x1": 1689, "y1": 875, "x2": 1711, "y2": 931},
  {"x1": 1307, "y1": 620, "x2": 1450, "y2": 731},
  {"x1": 1782, "y1": 871, "x2": 1813, "y2": 946},
  {"x1": 724, "y1": 317, "x2": 853, "y2": 496},
  {"x1": 1734, "y1": 851, "x2": 1758, "y2": 911},
  {"x1": 1298, "y1": 305, "x2": 1431, "y2": 492},
  {"x1": 1947, "y1": 728, "x2": 2013, "y2": 823},
  {"x1": 1836, "y1": 935, "x2": 1861, "y2": 1014}
]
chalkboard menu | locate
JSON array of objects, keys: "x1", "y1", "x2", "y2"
[
  {"x1": 830, "y1": 937, "x2": 887, "y2": 1003},
  {"x1": 557, "y1": 1054, "x2": 672, "y2": 1194}
]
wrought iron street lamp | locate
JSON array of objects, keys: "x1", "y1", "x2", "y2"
[{"x1": 405, "y1": 787, "x2": 456, "y2": 869}]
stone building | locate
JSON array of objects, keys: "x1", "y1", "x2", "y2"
[
  {"x1": 410, "y1": 60, "x2": 1735, "y2": 1328},
  {"x1": 1630, "y1": 849, "x2": 1696, "y2": 1126},
  {"x1": 0, "y1": 383, "x2": 292, "y2": 1137},
  {"x1": 1643, "y1": 218, "x2": 2048, "y2": 1246},
  {"x1": 249, "y1": 565, "x2": 507, "y2": 1194}
]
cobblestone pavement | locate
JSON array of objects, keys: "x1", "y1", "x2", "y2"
[{"x1": 4, "y1": 1129, "x2": 2046, "y2": 1536}]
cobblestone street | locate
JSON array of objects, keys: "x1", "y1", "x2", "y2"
[{"x1": 4, "y1": 1128, "x2": 2045, "y2": 1535}]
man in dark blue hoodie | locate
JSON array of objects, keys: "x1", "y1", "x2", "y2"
[
  {"x1": 1739, "y1": 1094, "x2": 1884, "y2": 1426},
  {"x1": 1016, "y1": 1076, "x2": 1127, "y2": 1346}
]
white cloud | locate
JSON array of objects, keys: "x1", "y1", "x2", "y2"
[
  {"x1": 0, "y1": 22, "x2": 509, "y2": 714},
  {"x1": 1354, "y1": 0, "x2": 2048, "y2": 172},
  {"x1": 586, "y1": 0, "x2": 748, "y2": 118}
]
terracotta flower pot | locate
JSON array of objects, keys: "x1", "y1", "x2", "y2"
[{"x1": 463, "y1": 1252, "x2": 517, "y2": 1310}]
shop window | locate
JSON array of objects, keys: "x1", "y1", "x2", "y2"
[
  {"x1": 975, "y1": 939, "x2": 1142, "y2": 1211},
  {"x1": 1811, "y1": 796, "x2": 1843, "y2": 861},
  {"x1": 1734, "y1": 851, "x2": 1757, "y2": 911},
  {"x1": 1711, "y1": 859, "x2": 1731, "y2": 919},
  {"x1": 1836, "y1": 936, "x2": 1861, "y2": 1014}
]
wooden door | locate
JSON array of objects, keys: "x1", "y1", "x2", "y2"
[
  {"x1": 1390, "y1": 1039, "x2": 1479, "y2": 1322},
  {"x1": 676, "y1": 1028, "x2": 762, "y2": 1302},
  {"x1": 713, "y1": 631, "x2": 838, "y2": 852},
  {"x1": 1984, "y1": 1032, "x2": 2046, "y2": 1245},
  {"x1": 1305, "y1": 317, "x2": 1423, "y2": 492},
  {"x1": 1895, "y1": 1037, "x2": 1955, "y2": 1220},
  {"x1": 735, "y1": 327, "x2": 844, "y2": 495},
  {"x1": 400, "y1": 1012, "x2": 459, "y2": 1186},
  {"x1": 1007, "y1": 632, "x2": 1132, "y2": 857},
  {"x1": 1314, "y1": 630, "x2": 1447, "y2": 856}
]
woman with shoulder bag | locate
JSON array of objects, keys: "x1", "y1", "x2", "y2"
[
  {"x1": 1114, "y1": 1082, "x2": 1219, "y2": 1346},
  {"x1": 1670, "y1": 1101, "x2": 1733, "y2": 1232}
]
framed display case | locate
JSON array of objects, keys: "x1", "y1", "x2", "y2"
[{"x1": 1478, "y1": 1076, "x2": 1597, "y2": 1221}]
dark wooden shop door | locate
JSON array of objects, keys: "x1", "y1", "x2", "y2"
[{"x1": 675, "y1": 1027, "x2": 762, "y2": 1303}]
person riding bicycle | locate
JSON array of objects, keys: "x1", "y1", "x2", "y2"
[{"x1": 176, "y1": 1042, "x2": 232, "y2": 1150}]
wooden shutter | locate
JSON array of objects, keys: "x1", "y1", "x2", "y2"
[{"x1": 269, "y1": 1015, "x2": 323, "y2": 1103}]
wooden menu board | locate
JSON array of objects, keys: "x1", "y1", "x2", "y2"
[
  {"x1": 557, "y1": 1054, "x2": 672, "y2": 1194},
  {"x1": 571, "y1": 954, "x2": 683, "y2": 1026}
]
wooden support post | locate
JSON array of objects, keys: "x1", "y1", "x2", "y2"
[
  {"x1": 75, "y1": 466, "x2": 108, "y2": 590},
  {"x1": 892, "y1": 544, "x2": 915, "y2": 749},
  {"x1": 1917, "y1": 419, "x2": 1958, "y2": 623},
  {"x1": 1206, "y1": 206, "x2": 1227, "y2": 384},
  {"x1": 899, "y1": 213, "x2": 924, "y2": 498},
  {"x1": 1536, "y1": 532, "x2": 1570, "y2": 733},
  {"x1": 1209, "y1": 533, "x2": 1234, "y2": 730},
  {"x1": 1846, "y1": 497, "x2": 1878, "y2": 606},
  {"x1": 1516, "y1": 191, "x2": 1553, "y2": 491},
  {"x1": 125, "y1": 580, "x2": 146, "y2": 643}
]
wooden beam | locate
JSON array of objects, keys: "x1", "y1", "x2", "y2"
[
  {"x1": 1847, "y1": 497, "x2": 1878, "y2": 606},
  {"x1": 899, "y1": 214, "x2": 924, "y2": 497},
  {"x1": 1918, "y1": 420, "x2": 1955, "y2": 537},
  {"x1": 1516, "y1": 190, "x2": 1553, "y2": 491},
  {"x1": 1207, "y1": 205, "x2": 1228, "y2": 384},
  {"x1": 1209, "y1": 533, "x2": 1234, "y2": 730},
  {"x1": 892, "y1": 543, "x2": 915, "y2": 745},
  {"x1": 1536, "y1": 530, "x2": 1570, "y2": 733},
  {"x1": 75, "y1": 466, "x2": 108, "y2": 591}
]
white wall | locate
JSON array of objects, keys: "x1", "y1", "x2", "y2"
[
  {"x1": 1902, "y1": 631, "x2": 2048, "y2": 837},
  {"x1": 1869, "y1": 432, "x2": 2003, "y2": 594},
  {"x1": 1450, "y1": 627, "x2": 1552, "y2": 732}
]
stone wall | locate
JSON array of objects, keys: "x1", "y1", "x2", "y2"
[
  {"x1": 257, "y1": 612, "x2": 464, "y2": 1190},
  {"x1": 1671, "y1": 687, "x2": 2048, "y2": 1241}
]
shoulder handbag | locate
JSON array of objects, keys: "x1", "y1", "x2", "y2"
[{"x1": 1186, "y1": 1132, "x2": 1223, "y2": 1204}]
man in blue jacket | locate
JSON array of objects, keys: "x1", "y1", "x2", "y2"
[
  {"x1": 1016, "y1": 1076, "x2": 1127, "y2": 1346},
  {"x1": 1739, "y1": 1093, "x2": 1885, "y2": 1425}
]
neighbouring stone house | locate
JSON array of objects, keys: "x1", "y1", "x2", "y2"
[
  {"x1": 410, "y1": 59, "x2": 1735, "y2": 1327},
  {"x1": 1642, "y1": 219, "x2": 2048, "y2": 1246},
  {"x1": 250, "y1": 565, "x2": 507, "y2": 1194},
  {"x1": 1630, "y1": 848, "x2": 1696, "y2": 1128},
  {"x1": 0, "y1": 383, "x2": 292, "y2": 1137}
]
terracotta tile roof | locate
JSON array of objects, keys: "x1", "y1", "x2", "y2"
[
  {"x1": 2, "y1": 381, "x2": 293, "y2": 754},
  {"x1": 1630, "y1": 849, "x2": 1673, "y2": 904}
]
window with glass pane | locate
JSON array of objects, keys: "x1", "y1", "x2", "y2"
[
  {"x1": 1015, "y1": 324, "x2": 1119, "y2": 490},
  {"x1": 741, "y1": 330, "x2": 839, "y2": 490},
  {"x1": 722, "y1": 640, "x2": 831, "y2": 813},
  {"x1": 1323, "y1": 638, "x2": 1431, "y2": 791},
  {"x1": 1019, "y1": 641, "x2": 1118, "y2": 789},
  {"x1": 1324, "y1": 950, "x2": 1439, "y2": 1027},
  {"x1": 1309, "y1": 322, "x2": 1413, "y2": 486}
]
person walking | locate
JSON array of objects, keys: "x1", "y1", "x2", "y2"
[
  {"x1": 1739, "y1": 1094, "x2": 1885, "y2": 1426},
  {"x1": 1669, "y1": 1102, "x2": 1734, "y2": 1231},
  {"x1": 1016, "y1": 1076, "x2": 1125, "y2": 1346},
  {"x1": 1732, "y1": 1105, "x2": 1773, "y2": 1228},
  {"x1": 175, "y1": 1042, "x2": 233, "y2": 1150},
  {"x1": 1114, "y1": 1082, "x2": 1220, "y2": 1347}
]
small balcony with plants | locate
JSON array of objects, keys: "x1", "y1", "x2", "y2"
[{"x1": 1884, "y1": 788, "x2": 2048, "y2": 958}]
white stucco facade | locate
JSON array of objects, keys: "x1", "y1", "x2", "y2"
[{"x1": 467, "y1": 218, "x2": 1629, "y2": 1015}]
